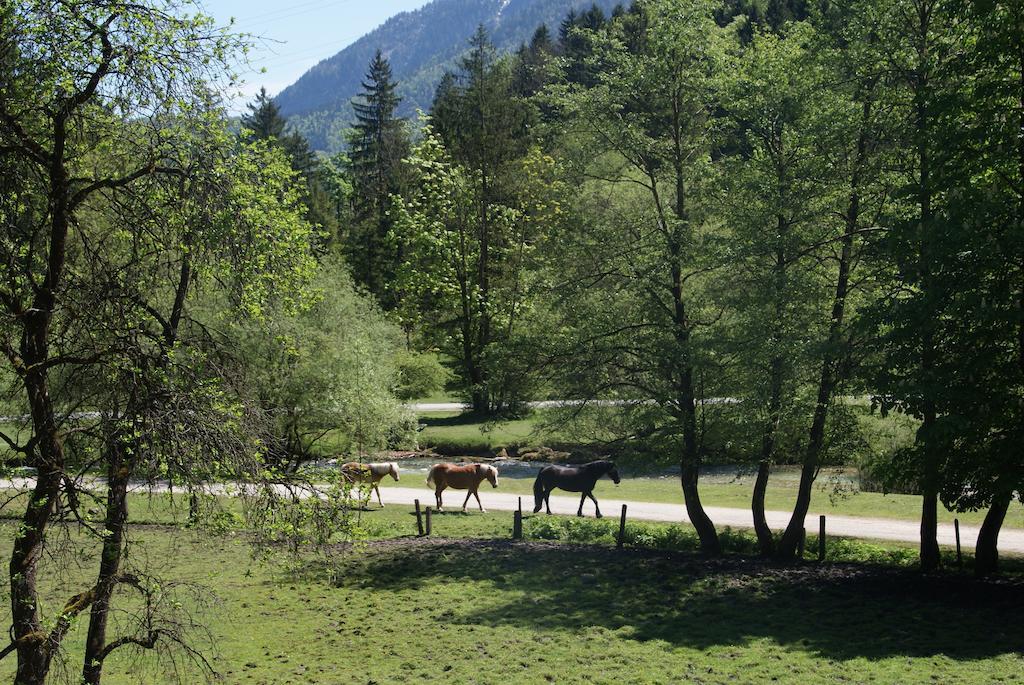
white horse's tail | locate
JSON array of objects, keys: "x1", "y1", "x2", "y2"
[{"x1": 426, "y1": 465, "x2": 437, "y2": 488}]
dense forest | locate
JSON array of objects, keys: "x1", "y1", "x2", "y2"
[{"x1": 1, "y1": 0, "x2": 1023, "y2": 681}]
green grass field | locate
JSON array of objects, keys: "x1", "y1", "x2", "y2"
[
  {"x1": 417, "y1": 411, "x2": 542, "y2": 450},
  {"x1": 1, "y1": 513, "x2": 1020, "y2": 685}
]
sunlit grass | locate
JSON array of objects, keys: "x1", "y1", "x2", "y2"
[{"x1": 1, "y1": 516, "x2": 1019, "y2": 685}]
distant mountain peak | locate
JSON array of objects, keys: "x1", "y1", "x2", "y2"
[{"x1": 274, "y1": 0, "x2": 623, "y2": 153}]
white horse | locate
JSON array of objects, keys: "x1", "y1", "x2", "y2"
[{"x1": 340, "y1": 462, "x2": 400, "y2": 508}]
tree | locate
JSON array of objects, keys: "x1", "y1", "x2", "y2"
[
  {"x1": 859, "y1": 0, "x2": 974, "y2": 571},
  {"x1": 765, "y1": 0, "x2": 898, "y2": 561},
  {"x1": 513, "y1": 25, "x2": 557, "y2": 99},
  {"x1": 0, "y1": 2, "x2": 320, "y2": 682},
  {"x1": 346, "y1": 49, "x2": 410, "y2": 305},
  {"x1": 241, "y1": 88, "x2": 341, "y2": 247},
  {"x1": 392, "y1": 131, "x2": 561, "y2": 415},
  {"x1": 927, "y1": 0, "x2": 1024, "y2": 575},
  {"x1": 224, "y1": 257, "x2": 418, "y2": 473},
  {"x1": 417, "y1": 26, "x2": 536, "y2": 413},
  {"x1": 543, "y1": 0, "x2": 727, "y2": 553},
  {"x1": 716, "y1": 24, "x2": 843, "y2": 556}
]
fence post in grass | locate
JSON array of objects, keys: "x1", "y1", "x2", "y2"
[
  {"x1": 954, "y1": 518, "x2": 962, "y2": 568},
  {"x1": 425, "y1": 506, "x2": 432, "y2": 536},
  {"x1": 798, "y1": 527, "x2": 806, "y2": 559},
  {"x1": 617, "y1": 504, "x2": 627, "y2": 549},
  {"x1": 818, "y1": 515, "x2": 826, "y2": 562},
  {"x1": 518, "y1": 497, "x2": 522, "y2": 516},
  {"x1": 513, "y1": 509, "x2": 522, "y2": 540},
  {"x1": 415, "y1": 499, "x2": 424, "y2": 536}
]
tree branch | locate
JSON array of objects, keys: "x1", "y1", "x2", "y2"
[{"x1": 69, "y1": 165, "x2": 183, "y2": 210}]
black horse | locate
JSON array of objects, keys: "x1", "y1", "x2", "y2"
[{"x1": 532, "y1": 460, "x2": 621, "y2": 518}]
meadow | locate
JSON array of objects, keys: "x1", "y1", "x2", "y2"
[{"x1": 1, "y1": 508, "x2": 1021, "y2": 685}]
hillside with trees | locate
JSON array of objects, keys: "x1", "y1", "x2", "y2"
[{"x1": 274, "y1": 0, "x2": 623, "y2": 151}]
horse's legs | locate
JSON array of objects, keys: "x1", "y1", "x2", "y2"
[
  {"x1": 473, "y1": 489, "x2": 484, "y2": 513},
  {"x1": 543, "y1": 488, "x2": 552, "y2": 515},
  {"x1": 461, "y1": 489, "x2": 472, "y2": 512},
  {"x1": 435, "y1": 486, "x2": 444, "y2": 511},
  {"x1": 577, "y1": 492, "x2": 587, "y2": 517},
  {"x1": 587, "y1": 491, "x2": 602, "y2": 518},
  {"x1": 374, "y1": 483, "x2": 384, "y2": 508}
]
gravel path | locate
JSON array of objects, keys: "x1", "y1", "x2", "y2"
[
  {"x1": 3, "y1": 476, "x2": 1020, "y2": 553},
  {"x1": 380, "y1": 485, "x2": 1024, "y2": 554}
]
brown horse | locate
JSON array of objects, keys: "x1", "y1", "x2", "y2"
[
  {"x1": 340, "y1": 462, "x2": 400, "y2": 507},
  {"x1": 426, "y1": 463, "x2": 499, "y2": 512}
]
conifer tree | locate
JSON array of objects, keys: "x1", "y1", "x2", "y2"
[{"x1": 346, "y1": 49, "x2": 410, "y2": 304}]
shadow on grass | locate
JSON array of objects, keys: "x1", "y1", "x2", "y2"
[
  {"x1": 334, "y1": 539, "x2": 1024, "y2": 662},
  {"x1": 417, "y1": 412, "x2": 493, "y2": 428}
]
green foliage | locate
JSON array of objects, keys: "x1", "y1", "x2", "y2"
[
  {"x1": 393, "y1": 350, "x2": 450, "y2": 401},
  {"x1": 392, "y1": 122, "x2": 564, "y2": 413},
  {"x1": 222, "y1": 259, "x2": 416, "y2": 468},
  {"x1": 240, "y1": 88, "x2": 343, "y2": 248}
]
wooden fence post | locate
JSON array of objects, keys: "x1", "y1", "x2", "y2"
[
  {"x1": 954, "y1": 518, "x2": 962, "y2": 568},
  {"x1": 513, "y1": 510, "x2": 522, "y2": 540},
  {"x1": 617, "y1": 504, "x2": 628, "y2": 549},
  {"x1": 425, "y1": 506, "x2": 432, "y2": 536},
  {"x1": 415, "y1": 499, "x2": 424, "y2": 536},
  {"x1": 818, "y1": 515, "x2": 826, "y2": 562}
]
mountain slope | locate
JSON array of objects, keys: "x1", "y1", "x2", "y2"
[{"x1": 275, "y1": 0, "x2": 622, "y2": 152}]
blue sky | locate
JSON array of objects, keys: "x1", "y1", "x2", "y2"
[{"x1": 197, "y1": 0, "x2": 430, "y2": 108}]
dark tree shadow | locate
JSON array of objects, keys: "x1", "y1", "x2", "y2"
[{"x1": 332, "y1": 539, "x2": 1024, "y2": 662}]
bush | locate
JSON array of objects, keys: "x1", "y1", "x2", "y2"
[
  {"x1": 822, "y1": 538, "x2": 917, "y2": 566},
  {"x1": 525, "y1": 516, "x2": 617, "y2": 543},
  {"x1": 394, "y1": 350, "x2": 449, "y2": 401}
]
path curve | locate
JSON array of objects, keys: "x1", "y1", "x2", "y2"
[{"x1": 381, "y1": 485, "x2": 1024, "y2": 554}]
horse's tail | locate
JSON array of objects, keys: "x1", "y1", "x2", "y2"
[
  {"x1": 426, "y1": 465, "x2": 437, "y2": 488},
  {"x1": 532, "y1": 469, "x2": 546, "y2": 513}
]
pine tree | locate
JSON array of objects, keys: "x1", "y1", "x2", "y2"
[
  {"x1": 242, "y1": 87, "x2": 288, "y2": 139},
  {"x1": 513, "y1": 24, "x2": 556, "y2": 98},
  {"x1": 559, "y1": 4, "x2": 608, "y2": 86},
  {"x1": 346, "y1": 49, "x2": 410, "y2": 305}
]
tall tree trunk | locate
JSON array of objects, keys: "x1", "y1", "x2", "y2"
[
  {"x1": 10, "y1": 329, "x2": 65, "y2": 684},
  {"x1": 680, "y1": 359, "x2": 719, "y2": 554},
  {"x1": 82, "y1": 442, "x2": 132, "y2": 685},
  {"x1": 752, "y1": 364, "x2": 781, "y2": 556},
  {"x1": 975, "y1": 488, "x2": 1012, "y2": 577},
  {"x1": 777, "y1": 99, "x2": 869, "y2": 560},
  {"x1": 754, "y1": 223, "x2": 787, "y2": 558},
  {"x1": 751, "y1": 460, "x2": 773, "y2": 556},
  {"x1": 9, "y1": 121, "x2": 73, "y2": 683},
  {"x1": 668, "y1": 96, "x2": 718, "y2": 555},
  {"x1": 916, "y1": 14, "x2": 941, "y2": 571}
]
